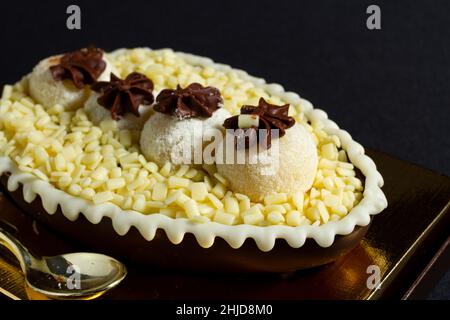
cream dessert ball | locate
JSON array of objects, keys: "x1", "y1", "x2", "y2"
[
  {"x1": 86, "y1": 72, "x2": 155, "y2": 133},
  {"x1": 216, "y1": 98, "x2": 318, "y2": 202},
  {"x1": 140, "y1": 83, "x2": 229, "y2": 166},
  {"x1": 141, "y1": 108, "x2": 230, "y2": 166},
  {"x1": 28, "y1": 47, "x2": 116, "y2": 110}
]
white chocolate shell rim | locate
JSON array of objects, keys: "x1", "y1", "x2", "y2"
[{"x1": 0, "y1": 48, "x2": 388, "y2": 252}]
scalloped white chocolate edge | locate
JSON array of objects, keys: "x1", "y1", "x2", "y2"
[{"x1": 0, "y1": 48, "x2": 388, "y2": 252}]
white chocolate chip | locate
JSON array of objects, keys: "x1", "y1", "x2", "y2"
[{"x1": 238, "y1": 114, "x2": 259, "y2": 129}]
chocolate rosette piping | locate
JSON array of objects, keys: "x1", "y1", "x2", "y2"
[
  {"x1": 50, "y1": 47, "x2": 107, "y2": 89},
  {"x1": 91, "y1": 72, "x2": 154, "y2": 120},
  {"x1": 223, "y1": 98, "x2": 295, "y2": 149},
  {"x1": 154, "y1": 83, "x2": 223, "y2": 119}
]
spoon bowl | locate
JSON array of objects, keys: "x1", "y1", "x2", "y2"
[
  {"x1": 0, "y1": 223, "x2": 127, "y2": 299},
  {"x1": 26, "y1": 252, "x2": 127, "y2": 299}
]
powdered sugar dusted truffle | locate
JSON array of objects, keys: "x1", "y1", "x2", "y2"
[
  {"x1": 140, "y1": 83, "x2": 227, "y2": 166},
  {"x1": 217, "y1": 124, "x2": 318, "y2": 201},
  {"x1": 217, "y1": 98, "x2": 318, "y2": 202},
  {"x1": 28, "y1": 47, "x2": 116, "y2": 110},
  {"x1": 140, "y1": 108, "x2": 230, "y2": 166}
]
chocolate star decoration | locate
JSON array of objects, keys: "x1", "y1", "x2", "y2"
[
  {"x1": 91, "y1": 72, "x2": 154, "y2": 120},
  {"x1": 50, "y1": 47, "x2": 107, "y2": 89},
  {"x1": 223, "y1": 98, "x2": 295, "y2": 149},
  {"x1": 154, "y1": 83, "x2": 223, "y2": 119}
]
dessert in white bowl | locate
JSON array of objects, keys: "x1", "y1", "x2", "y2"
[{"x1": 0, "y1": 47, "x2": 387, "y2": 271}]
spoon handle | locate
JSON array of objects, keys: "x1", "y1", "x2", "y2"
[{"x1": 0, "y1": 222, "x2": 32, "y2": 272}]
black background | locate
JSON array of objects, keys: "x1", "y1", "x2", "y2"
[{"x1": 0, "y1": 0, "x2": 449, "y2": 299}]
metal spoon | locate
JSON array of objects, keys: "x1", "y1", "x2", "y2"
[{"x1": 0, "y1": 224, "x2": 127, "y2": 299}]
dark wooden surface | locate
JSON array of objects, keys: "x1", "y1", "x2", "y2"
[{"x1": 0, "y1": 148, "x2": 449, "y2": 300}]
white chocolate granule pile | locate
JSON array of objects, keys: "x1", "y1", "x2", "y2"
[{"x1": 0, "y1": 48, "x2": 363, "y2": 227}]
